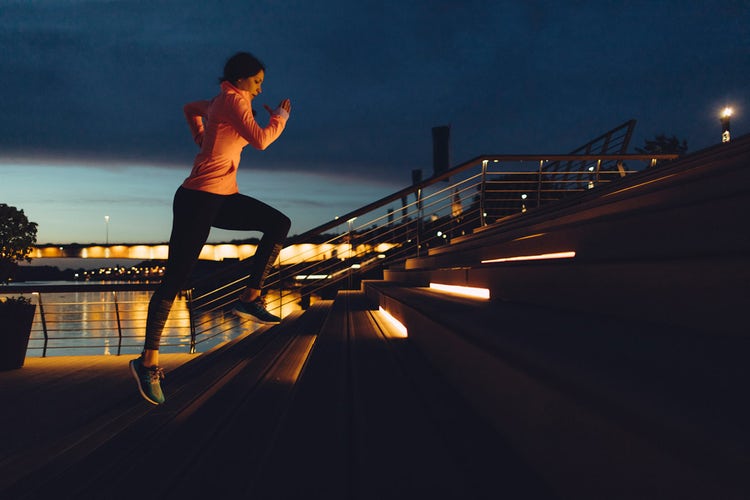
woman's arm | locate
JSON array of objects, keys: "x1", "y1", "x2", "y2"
[
  {"x1": 183, "y1": 100, "x2": 210, "y2": 146},
  {"x1": 225, "y1": 94, "x2": 290, "y2": 150}
]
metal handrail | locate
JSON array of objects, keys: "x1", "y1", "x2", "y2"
[
  {"x1": 0, "y1": 285, "x2": 267, "y2": 357},
  {"x1": 185, "y1": 150, "x2": 678, "y2": 324},
  {"x1": 5, "y1": 121, "x2": 680, "y2": 356}
]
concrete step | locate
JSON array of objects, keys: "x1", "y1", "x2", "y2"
[
  {"x1": 363, "y1": 279, "x2": 749, "y2": 499},
  {"x1": 250, "y1": 289, "x2": 554, "y2": 499},
  {"x1": 386, "y1": 254, "x2": 749, "y2": 334}
]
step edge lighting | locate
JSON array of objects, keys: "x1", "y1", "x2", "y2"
[
  {"x1": 481, "y1": 250, "x2": 576, "y2": 264},
  {"x1": 429, "y1": 283, "x2": 491, "y2": 299},
  {"x1": 378, "y1": 306, "x2": 408, "y2": 338}
]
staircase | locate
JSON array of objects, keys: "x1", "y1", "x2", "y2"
[
  {"x1": 3, "y1": 133, "x2": 748, "y2": 500},
  {"x1": 2, "y1": 293, "x2": 556, "y2": 499},
  {"x1": 361, "y1": 134, "x2": 750, "y2": 497}
]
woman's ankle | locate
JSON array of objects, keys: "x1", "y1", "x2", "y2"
[
  {"x1": 142, "y1": 349, "x2": 159, "y2": 368},
  {"x1": 240, "y1": 288, "x2": 261, "y2": 303}
]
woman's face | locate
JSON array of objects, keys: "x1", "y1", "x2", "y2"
[{"x1": 235, "y1": 70, "x2": 264, "y2": 99}]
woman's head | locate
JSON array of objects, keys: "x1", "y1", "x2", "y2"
[{"x1": 220, "y1": 52, "x2": 266, "y2": 93}]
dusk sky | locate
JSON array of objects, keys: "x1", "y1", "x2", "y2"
[{"x1": 1, "y1": 0, "x2": 748, "y2": 245}]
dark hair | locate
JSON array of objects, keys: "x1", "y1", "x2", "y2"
[{"x1": 219, "y1": 52, "x2": 265, "y2": 84}]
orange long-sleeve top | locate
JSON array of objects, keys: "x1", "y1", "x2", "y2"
[{"x1": 181, "y1": 81, "x2": 289, "y2": 195}]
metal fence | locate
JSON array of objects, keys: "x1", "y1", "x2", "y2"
[
  {"x1": 5, "y1": 121, "x2": 678, "y2": 356},
  {"x1": 0, "y1": 285, "x2": 258, "y2": 357},
  {"x1": 187, "y1": 152, "x2": 677, "y2": 328}
]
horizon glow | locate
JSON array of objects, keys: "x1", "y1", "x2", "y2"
[{"x1": 0, "y1": 160, "x2": 403, "y2": 245}]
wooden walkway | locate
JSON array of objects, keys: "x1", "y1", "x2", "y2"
[
  {"x1": 1, "y1": 286, "x2": 747, "y2": 499},
  {"x1": 0, "y1": 292, "x2": 554, "y2": 500}
]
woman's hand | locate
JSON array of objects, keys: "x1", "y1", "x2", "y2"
[{"x1": 264, "y1": 98, "x2": 291, "y2": 116}]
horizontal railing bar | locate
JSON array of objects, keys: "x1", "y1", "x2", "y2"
[
  {"x1": 279, "y1": 153, "x2": 677, "y2": 247},
  {"x1": 1, "y1": 282, "x2": 159, "y2": 294},
  {"x1": 485, "y1": 169, "x2": 640, "y2": 175},
  {"x1": 20, "y1": 122, "x2": 669, "y2": 356}
]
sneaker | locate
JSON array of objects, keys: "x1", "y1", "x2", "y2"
[
  {"x1": 129, "y1": 355, "x2": 165, "y2": 405},
  {"x1": 232, "y1": 296, "x2": 281, "y2": 324}
]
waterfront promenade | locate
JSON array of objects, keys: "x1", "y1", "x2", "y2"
[
  {"x1": 1, "y1": 134, "x2": 748, "y2": 499},
  {"x1": 0, "y1": 353, "x2": 193, "y2": 475},
  {"x1": 1, "y1": 284, "x2": 747, "y2": 499},
  {"x1": 0, "y1": 296, "x2": 557, "y2": 499}
]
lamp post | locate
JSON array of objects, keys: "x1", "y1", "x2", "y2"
[
  {"x1": 721, "y1": 107, "x2": 733, "y2": 143},
  {"x1": 104, "y1": 215, "x2": 110, "y2": 245}
]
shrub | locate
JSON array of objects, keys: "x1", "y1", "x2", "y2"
[{"x1": 0, "y1": 203, "x2": 38, "y2": 284}]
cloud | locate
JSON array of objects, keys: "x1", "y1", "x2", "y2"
[{"x1": 0, "y1": 0, "x2": 748, "y2": 185}]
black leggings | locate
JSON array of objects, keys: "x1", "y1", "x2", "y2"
[{"x1": 144, "y1": 186, "x2": 291, "y2": 351}]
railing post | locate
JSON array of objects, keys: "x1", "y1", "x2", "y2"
[
  {"x1": 186, "y1": 288, "x2": 197, "y2": 354},
  {"x1": 34, "y1": 292, "x2": 49, "y2": 357},
  {"x1": 276, "y1": 256, "x2": 283, "y2": 315},
  {"x1": 480, "y1": 159, "x2": 488, "y2": 227},
  {"x1": 537, "y1": 160, "x2": 544, "y2": 208},
  {"x1": 616, "y1": 159, "x2": 626, "y2": 177},
  {"x1": 347, "y1": 217, "x2": 356, "y2": 289},
  {"x1": 112, "y1": 291, "x2": 123, "y2": 356},
  {"x1": 416, "y1": 187, "x2": 423, "y2": 256}
]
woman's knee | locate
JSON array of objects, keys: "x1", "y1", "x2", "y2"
[
  {"x1": 267, "y1": 211, "x2": 291, "y2": 240},
  {"x1": 279, "y1": 213, "x2": 291, "y2": 234},
  {"x1": 151, "y1": 277, "x2": 185, "y2": 302}
]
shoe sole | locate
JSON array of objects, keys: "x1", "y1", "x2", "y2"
[
  {"x1": 129, "y1": 360, "x2": 162, "y2": 405},
  {"x1": 231, "y1": 307, "x2": 281, "y2": 325}
]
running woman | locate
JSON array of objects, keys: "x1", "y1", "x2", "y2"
[{"x1": 130, "y1": 51, "x2": 292, "y2": 405}]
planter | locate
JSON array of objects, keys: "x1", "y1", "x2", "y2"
[{"x1": 0, "y1": 302, "x2": 36, "y2": 370}]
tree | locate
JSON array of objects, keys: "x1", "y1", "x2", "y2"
[
  {"x1": 636, "y1": 134, "x2": 688, "y2": 156},
  {"x1": 0, "y1": 204, "x2": 38, "y2": 283}
]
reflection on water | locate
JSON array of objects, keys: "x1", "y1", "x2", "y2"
[{"x1": 1, "y1": 288, "x2": 315, "y2": 357}]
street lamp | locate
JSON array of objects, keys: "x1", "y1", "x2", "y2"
[
  {"x1": 721, "y1": 107, "x2": 733, "y2": 143},
  {"x1": 104, "y1": 215, "x2": 110, "y2": 245}
]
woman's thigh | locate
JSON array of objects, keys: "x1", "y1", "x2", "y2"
[
  {"x1": 162, "y1": 187, "x2": 225, "y2": 285},
  {"x1": 213, "y1": 192, "x2": 289, "y2": 233}
]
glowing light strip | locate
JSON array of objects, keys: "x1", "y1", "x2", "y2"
[
  {"x1": 429, "y1": 283, "x2": 490, "y2": 299},
  {"x1": 481, "y1": 251, "x2": 576, "y2": 264},
  {"x1": 512, "y1": 233, "x2": 545, "y2": 241},
  {"x1": 294, "y1": 274, "x2": 330, "y2": 280},
  {"x1": 604, "y1": 175, "x2": 675, "y2": 197},
  {"x1": 378, "y1": 307, "x2": 408, "y2": 338}
]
